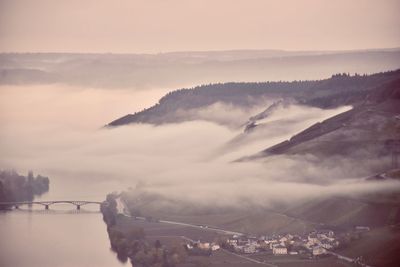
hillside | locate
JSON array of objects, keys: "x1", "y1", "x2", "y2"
[
  {"x1": 254, "y1": 78, "x2": 400, "y2": 159},
  {"x1": 336, "y1": 226, "x2": 400, "y2": 267},
  {"x1": 112, "y1": 69, "x2": 400, "y2": 241},
  {"x1": 107, "y1": 70, "x2": 400, "y2": 127}
]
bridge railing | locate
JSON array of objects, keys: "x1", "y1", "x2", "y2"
[{"x1": 0, "y1": 200, "x2": 103, "y2": 210}]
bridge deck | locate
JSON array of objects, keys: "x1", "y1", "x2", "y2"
[{"x1": 0, "y1": 200, "x2": 103, "y2": 210}]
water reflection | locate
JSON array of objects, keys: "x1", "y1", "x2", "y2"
[{"x1": 0, "y1": 207, "x2": 127, "y2": 267}]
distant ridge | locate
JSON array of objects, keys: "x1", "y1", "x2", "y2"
[{"x1": 2, "y1": 49, "x2": 400, "y2": 88}]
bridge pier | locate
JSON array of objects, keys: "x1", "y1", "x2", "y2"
[{"x1": 0, "y1": 200, "x2": 102, "y2": 211}]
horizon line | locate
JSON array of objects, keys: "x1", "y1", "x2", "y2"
[{"x1": 1, "y1": 46, "x2": 400, "y2": 56}]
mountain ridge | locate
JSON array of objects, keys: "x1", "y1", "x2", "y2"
[{"x1": 107, "y1": 69, "x2": 400, "y2": 127}]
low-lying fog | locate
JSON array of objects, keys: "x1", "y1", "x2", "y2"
[{"x1": 0, "y1": 85, "x2": 399, "y2": 206}]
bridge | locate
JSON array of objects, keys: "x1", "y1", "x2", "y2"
[{"x1": 0, "y1": 200, "x2": 103, "y2": 210}]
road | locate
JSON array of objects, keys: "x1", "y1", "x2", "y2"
[
  {"x1": 158, "y1": 219, "x2": 244, "y2": 236},
  {"x1": 327, "y1": 251, "x2": 374, "y2": 267}
]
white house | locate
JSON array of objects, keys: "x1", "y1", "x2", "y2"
[
  {"x1": 211, "y1": 244, "x2": 220, "y2": 251},
  {"x1": 227, "y1": 239, "x2": 238, "y2": 245},
  {"x1": 273, "y1": 245, "x2": 288, "y2": 255},
  {"x1": 312, "y1": 245, "x2": 326, "y2": 256}
]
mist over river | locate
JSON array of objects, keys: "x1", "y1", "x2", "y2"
[{"x1": 0, "y1": 85, "x2": 165, "y2": 267}]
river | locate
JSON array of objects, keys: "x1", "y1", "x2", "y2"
[{"x1": 0, "y1": 178, "x2": 129, "y2": 267}]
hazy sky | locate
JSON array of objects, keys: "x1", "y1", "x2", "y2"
[{"x1": 0, "y1": 0, "x2": 399, "y2": 53}]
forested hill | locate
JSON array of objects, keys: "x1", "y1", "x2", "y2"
[
  {"x1": 107, "y1": 70, "x2": 400, "y2": 127},
  {"x1": 250, "y1": 75, "x2": 400, "y2": 159}
]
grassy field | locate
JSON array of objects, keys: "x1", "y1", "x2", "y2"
[
  {"x1": 249, "y1": 254, "x2": 352, "y2": 267},
  {"x1": 115, "y1": 215, "x2": 219, "y2": 242},
  {"x1": 178, "y1": 250, "x2": 263, "y2": 267},
  {"x1": 121, "y1": 175, "x2": 400, "y2": 244},
  {"x1": 135, "y1": 209, "x2": 318, "y2": 235},
  {"x1": 177, "y1": 250, "x2": 352, "y2": 267}
]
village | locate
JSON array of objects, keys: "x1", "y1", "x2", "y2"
[
  {"x1": 224, "y1": 229, "x2": 339, "y2": 256},
  {"x1": 184, "y1": 227, "x2": 368, "y2": 259}
]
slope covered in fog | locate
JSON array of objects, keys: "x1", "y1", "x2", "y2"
[
  {"x1": 103, "y1": 69, "x2": 400, "y2": 247},
  {"x1": 108, "y1": 70, "x2": 400, "y2": 127},
  {"x1": 255, "y1": 77, "x2": 400, "y2": 160}
]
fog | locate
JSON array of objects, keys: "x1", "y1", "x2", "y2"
[{"x1": 0, "y1": 84, "x2": 399, "y2": 206}]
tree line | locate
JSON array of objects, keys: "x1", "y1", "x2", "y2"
[{"x1": 0, "y1": 170, "x2": 50, "y2": 209}]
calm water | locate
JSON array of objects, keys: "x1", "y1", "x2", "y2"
[{"x1": 0, "y1": 178, "x2": 128, "y2": 267}]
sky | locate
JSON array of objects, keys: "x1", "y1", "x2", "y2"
[{"x1": 0, "y1": 0, "x2": 399, "y2": 53}]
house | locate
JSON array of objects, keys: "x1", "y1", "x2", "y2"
[
  {"x1": 317, "y1": 230, "x2": 334, "y2": 238},
  {"x1": 273, "y1": 245, "x2": 288, "y2": 255},
  {"x1": 244, "y1": 244, "x2": 257, "y2": 254},
  {"x1": 227, "y1": 239, "x2": 238, "y2": 246},
  {"x1": 312, "y1": 245, "x2": 326, "y2": 256},
  {"x1": 269, "y1": 241, "x2": 280, "y2": 249},
  {"x1": 197, "y1": 242, "x2": 210, "y2": 250},
  {"x1": 285, "y1": 234, "x2": 294, "y2": 240},
  {"x1": 320, "y1": 240, "x2": 334, "y2": 250},
  {"x1": 307, "y1": 233, "x2": 321, "y2": 247},
  {"x1": 211, "y1": 244, "x2": 220, "y2": 251},
  {"x1": 308, "y1": 234, "x2": 318, "y2": 243}
]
